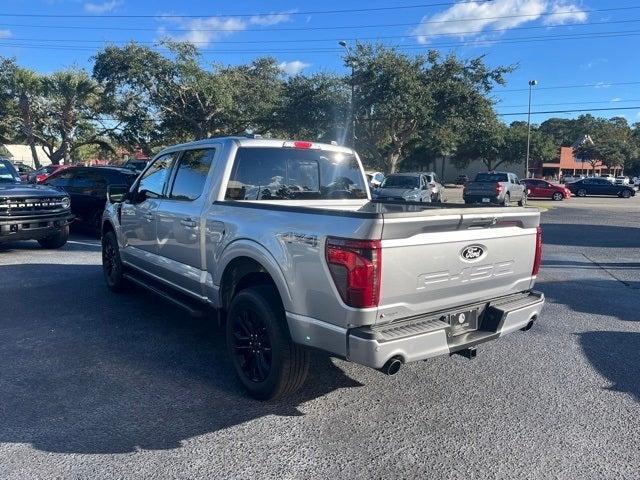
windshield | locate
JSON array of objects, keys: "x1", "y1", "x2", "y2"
[
  {"x1": 475, "y1": 173, "x2": 509, "y2": 182},
  {"x1": 0, "y1": 160, "x2": 19, "y2": 182},
  {"x1": 381, "y1": 175, "x2": 419, "y2": 189},
  {"x1": 225, "y1": 147, "x2": 367, "y2": 200}
]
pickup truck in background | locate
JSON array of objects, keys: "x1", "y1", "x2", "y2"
[
  {"x1": 101, "y1": 137, "x2": 545, "y2": 400},
  {"x1": 463, "y1": 172, "x2": 527, "y2": 207}
]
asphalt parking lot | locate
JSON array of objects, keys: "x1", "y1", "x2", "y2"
[{"x1": 1, "y1": 196, "x2": 639, "y2": 479}]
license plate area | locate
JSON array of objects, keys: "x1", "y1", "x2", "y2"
[
  {"x1": 447, "y1": 309, "x2": 479, "y2": 336},
  {"x1": 482, "y1": 198, "x2": 491, "y2": 203}
]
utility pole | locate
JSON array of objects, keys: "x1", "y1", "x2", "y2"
[
  {"x1": 339, "y1": 41, "x2": 356, "y2": 147},
  {"x1": 525, "y1": 80, "x2": 538, "y2": 178}
]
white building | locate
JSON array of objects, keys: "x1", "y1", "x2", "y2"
[{"x1": 2, "y1": 144, "x2": 51, "y2": 167}]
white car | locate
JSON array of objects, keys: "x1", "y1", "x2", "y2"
[
  {"x1": 615, "y1": 176, "x2": 629, "y2": 185},
  {"x1": 562, "y1": 174, "x2": 584, "y2": 184},
  {"x1": 599, "y1": 174, "x2": 616, "y2": 182}
]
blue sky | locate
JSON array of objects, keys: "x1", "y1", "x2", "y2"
[{"x1": 1, "y1": 0, "x2": 639, "y2": 125}]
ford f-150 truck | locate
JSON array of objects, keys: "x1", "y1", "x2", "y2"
[
  {"x1": 1, "y1": 158, "x2": 73, "y2": 248},
  {"x1": 101, "y1": 137, "x2": 545, "y2": 400}
]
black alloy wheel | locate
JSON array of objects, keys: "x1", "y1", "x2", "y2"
[{"x1": 231, "y1": 308, "x2": 272, "y2": 383}]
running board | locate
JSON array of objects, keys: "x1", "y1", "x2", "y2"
[{"x1": 123, "y1": 272, "x2": 205, "y2": 318}]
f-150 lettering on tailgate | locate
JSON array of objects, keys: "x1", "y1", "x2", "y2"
[{"x1": 417, "y1": 260, "x2": 515, "y2": 289}]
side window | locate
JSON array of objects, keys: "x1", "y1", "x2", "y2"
[
  {"x1": 138, "y1": 153, "x2": 176, "y2": 198},
  {"x1": 73, "y1": 170, "x2": 107, "y2": 192},
  {"x1": 169, "y1": 149, "x2": 215, "y2": 201},
  {"x1": 46, "y1": 169, "x2": 75, "y2": 188}
]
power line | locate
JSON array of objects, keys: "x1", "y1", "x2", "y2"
[
  {"x1": 497, "y1": 81, "x2": 640, "y2": 93},
  {"x1": 499, "y1": 106, "x2": 640, "y2": 116},
  {"x1": 498, "y1": 99, "x2": 640, "y2": 108},
  {"x1": 0, "y1": 1, "x2": 490, "y2": 18},
  {"x1": 3, "y1": 30, "x2": 640, "y2": 53},
  {"x1": 0, "y1": 5, "x2": 636, "y2": 26},
  {"x1": 5, "y1": 18, "x2": 640, "y2": 45},
  {"x1": 2, "y1": 6, "x2": 639, "y2": 33}
]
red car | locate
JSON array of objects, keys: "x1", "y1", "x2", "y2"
[
  {"x1": 28, "y1": 164, "x2": 68, "y2": 184},
  {"x1": 521, "y1": 179, "x2": 572, "y2": 201}
]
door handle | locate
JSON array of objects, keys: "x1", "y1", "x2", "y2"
[
  {"x1": 143, "y1": 212, "x2": 154, "y2": 221},
  {"x1": 180, "y1": 218, "x2": 198, "y2": 228}
]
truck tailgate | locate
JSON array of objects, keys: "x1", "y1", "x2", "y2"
[{"x1": 377, "y1": 207, "x2": 540, "y2": 321}]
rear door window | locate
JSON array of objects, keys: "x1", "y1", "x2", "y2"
[
  {"x1": 169, "y1": 149, "x2": 215, "y2": 201},
  {"x1": 225, "y1": 147, "x2": 367, "y2": 200}
]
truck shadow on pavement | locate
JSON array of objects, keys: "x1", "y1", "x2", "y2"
[
  {"x1": 0, "y1": 263, "x2": 363, "y2": 454},
  {"x1": 542, "y1": 224, "x2": 640, "y2": 248},
  {"x1": 537, "y1": 279, "x2": 640, "y2": 322},
  {"x1": 580, "y1": 331, "x2": 640, "y2": 403}
]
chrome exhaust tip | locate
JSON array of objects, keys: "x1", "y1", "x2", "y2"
[{"x1": 380, "y1": 357, "x2": 403, "y2": 375}]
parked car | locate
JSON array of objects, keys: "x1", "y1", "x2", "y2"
[
  {"x1": 365, "y1": 171, "x2": 385, "y2": 189},
  {"x1": 27, "y1": 164, "x2": 67, "y2": 184},
  {"x1": 122, "y1": 159, "x2": 149, "y2": 173},
  {"x1": 0, "y1": 158, "x2": 73, "y2": 248},
  {"x1": 463, "y1": 171, "x2": 527, "y2": 206},
  {"x1": 11, "y1": 162, "x2": 35, "y2": 181},
  {"x1": 566, "y1": 177, "x2": 636, "y2": 198},
  {"x1": 561, "y1": 174, "x2": 584, "y2": 184},
  {"x1": 455, "y1": 174, "x2": 469, "y2": 185},
  {"x1": 101, "y1": 137, "x2": 545, "y2": 400},
  {"x1": 43, "y1": 166, "x2": 138, "y2": 235},
  {"x1": 614, "y1": 176, "x2": 629, "y2": 185},
  {"x1": 372, "y1": 172, "x2": 433, "y2": 203},
  {"x1": 521, "y1": 179, "x2": 571, "y2": 201}
]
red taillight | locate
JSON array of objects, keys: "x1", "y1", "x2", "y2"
[
  {"x1": 294, "y1": 141, "x2": 313, "y2": 149},
  {"x1": 532, "y1": 226, "x2": 543, "y2": 276},
  {"x1": 496, "y1": 184, "x2": 503, "y2": 194},
  {"x1": 325, "y1": 237, "x2": 381, "y2": 308}
]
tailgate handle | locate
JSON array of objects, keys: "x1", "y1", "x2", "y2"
[{"x1": 467, "y1": 216, "x2": 498, "y2": 228}]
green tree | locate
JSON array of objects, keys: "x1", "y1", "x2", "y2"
[
  {"x1": 453, "y1": 109, "x2": 507, "y2": 171},
  {"x1": 501, "y1": 121, "x2": 557, "y2": 174}
]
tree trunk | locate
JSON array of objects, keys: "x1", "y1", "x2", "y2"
[
  {"x1": 387, "y1": 151, "x2": 401, "y2": 173},
  {"x1": 28, "y1": 142, "x2": 41, "y2": 169},
  {"x1": 440, "y1": 156, "x2": 446, "y2": 181}
]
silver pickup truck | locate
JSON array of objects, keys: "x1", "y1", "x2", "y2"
[{"x1": 101, "y1": 137, "x2": 544, "y2": 400}]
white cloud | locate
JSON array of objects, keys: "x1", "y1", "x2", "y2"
[
  {"x1": 611, "y1": 97, "x2": 621, "y2": 102},
  {"x1": 412, "y1": 0, "x2": 586, "y2": 43},
  {"x1": 542, "y1": 2, "x2": 587, "y2": 26},
  {"x1": 0, "y1": 29, "x2": 12, "y2": 39},
  {"x1": 594, "y1": 82, "x2": 612, "y2": 89},
  {"x1": 279, "y1": 60, "x2": 310, "y2": 75},
  {"x1": 84, "y1": 0, "x2": 121, "y2": 14},
  {"x1": 158, "y1": 12, "x2": 292, "y2": 46}
]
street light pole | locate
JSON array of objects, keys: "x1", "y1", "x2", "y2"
[
  {"x1": 339, "y1": 41, "x2": 355, "y2": 147},
  {"x1": 525, "y1": 79, "x2": 538, "y2": 179}
]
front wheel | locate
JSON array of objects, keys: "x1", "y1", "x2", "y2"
[
  {"x1": 38, "y1": 225, "x2": 69, "y2": 249},
  {"x1": 102, "y1": 230, "x2": 125, "y2": 292},
  {"x1": 518, "y1": 193, "x2": 527, "y2": 207},
  {"x1": 576, "y1": 188, "x2": 587, "y2": 197},
  {"x1": 552, "y1": 192, "x2": 564, "y2": 201},
  {"x1": 621, "y1": 189, "x2": 631, "y2": 198},
  {"x1": 227, "y1": 285, "x2": 309, "y2": 400}
]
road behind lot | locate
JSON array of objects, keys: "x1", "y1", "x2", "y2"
[{"x1": 1, "y1": 197, "x2": 639, "y2": 479}]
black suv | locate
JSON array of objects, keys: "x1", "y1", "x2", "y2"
[
  {"x1": 43, "y1": 166, "x2": 138, "y2": 236},
  {"x1": 0, "y1": 158, "x2": 73, "y2": 248}
]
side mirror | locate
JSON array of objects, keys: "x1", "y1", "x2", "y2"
[{"x1": 107, "y1": 184, "x2": 129, "y2": 203}]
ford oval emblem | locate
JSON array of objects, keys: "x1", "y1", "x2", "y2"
[{"x1": 461, "y1": 245, "x2": 485, "y2": 261}]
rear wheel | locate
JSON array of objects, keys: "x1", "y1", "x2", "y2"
[
  {"x1": 102, "y1": 230, "x2": 125, "y2": 292},
  {"x1": 226, "y1": 285, "x2": 309, "y2": 400},
  {"x1": 38, "y1": 225, "x2": 69, "y2": 249},
  {"x1": 502, "y1": 193, "x2": 511, "y2": 207},
  {"x1": 552, "y1": 192, "x2": 564, "y2": 201},
  {"x1": 576, "y1": 188, "x2": 587, "y2": 197}
]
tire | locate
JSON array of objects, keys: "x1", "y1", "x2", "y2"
[
  {"x1": 518, "y1": 193, "x2": 527, "y2": 207},
  {"x1": 621, "y1": 189, "x2": 631, "y2": 198},
  {"x1": 226, "y1": 285, "x2": 309, "y2": 400},
  {"x1": 102, "y1": 230, "x2": 125, "y2": 293},
  {"x1": 577, "y1": 188, "x2": 587, "y2": 197},
  {"x1": 502, "y1": 193, "x2": 511, "y2": 207},
  {"x1": 552, "y1": 192, "x2": 564, "y2": 201},
  {"x1": 37, "y1": 225, "x2": 69, "y2": 249}
]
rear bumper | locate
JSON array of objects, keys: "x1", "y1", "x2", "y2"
[
  {"x1": 0, "y1": 212, "x2": 74, "y2": 243},
  {"x1": 463, "y1": 194, "x2": 501, "y2": 204},
  {"x1": 286, "y1": 291, "x2": 543, "y2": 370}
]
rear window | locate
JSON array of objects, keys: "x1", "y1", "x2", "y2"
[
  {"x1": 225, "y1": 147, "x2": 367, "y2": 200},
  {"x1": 381, "y1": 175, "x2": 419, "y2": 189},
  {"x1": 475, "y1": 173, "x2": 509, "y2": 182}
]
